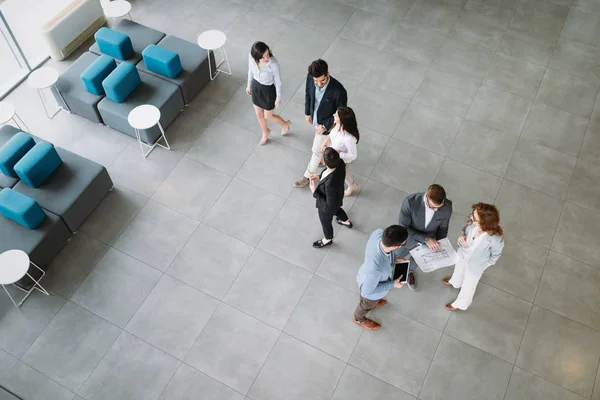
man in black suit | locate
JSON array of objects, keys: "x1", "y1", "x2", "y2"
[
  {"x1": 294, "y1": 59, "x2": 348, "y2": 188},
  {"x1": 309, "y1": 148, "x2": 353, "y2": 248}
]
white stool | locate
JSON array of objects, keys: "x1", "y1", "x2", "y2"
[
  {"x1": 0, "y1": 102, "x2": 29, "y2": 131},
  {"x1": 27, "y1": 67, "x2": 68, "y2": 119},
  {"x1": 197, "y1": 30, "x2": 232, "y2": 81},
  {"x1": 103, "y1": 0, "x2": 132, "y2": 26},
  {"x1": 128, "y1": 104, "x2": 170, "y2": 158},
  {"x1": 0, "y1": 250, "x2": 49, "y2": 308}
]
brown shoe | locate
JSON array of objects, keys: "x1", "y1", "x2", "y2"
[
  {"x1": 353, "y1": 318, "x2": 381, "y2": 330},
  {"x1": 442, "y1": 277, "x2": 452, "y2": 286},
  {"x1": 445, "y1": 303, "x2": 458, "y2": 311},
  {"x1": 294, "y1": 176, "x2": 309, "y2": 188},
  {"x1": 375, "y1": 299, "x2": 387, "y2": 308}
]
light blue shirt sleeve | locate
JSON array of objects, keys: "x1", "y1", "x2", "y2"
[{"x1": 360, "y1": 269, "x2": 394, "y2": 299}]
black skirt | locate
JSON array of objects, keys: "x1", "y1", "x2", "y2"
[{"x1": 251, "y1": 79, "x2": 276, "y2": 111}]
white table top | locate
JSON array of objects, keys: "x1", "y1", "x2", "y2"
[
  {"x1": 0, "y1": 102, "x2": 16, "y2": 125},
  {"x1": 197, "y1": 30, "x2": 227, "y2": 51},
  {"x1": 128, "y1": 105, "x2": 161, "y2": 130},
  {"x1": 0, "y1": 250, "x2": 30, "y2": 285},
  {"x1": 28, "y1": 67, "x2": 59, "y2": 89},
  {"x1": 103, "y1": 0, "x2": 132, "y2": 18}
]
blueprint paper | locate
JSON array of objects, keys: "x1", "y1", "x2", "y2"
[{"x1": 409, "y1": 238, "x2": 458, "y2": 272}]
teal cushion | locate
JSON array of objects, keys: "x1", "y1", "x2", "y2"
[
  {"x1": 142, "y1": 45, "x2": 182, "y2": 79},
  {"x1": 0, "y1": 188, "x2": 45, "y2": 229},
  {"x1": 14, "y1": 143, "x2": 62, "y2": 188},
  {"x1": 0, "y1": 132, "x2": 36, "y2": 178},
  {"x1": 94, "y1": 27, "x2": 133, "y2": 60},
  {"x1": 102, "y1": 62, "x2": 141, "y2": 103},
  {"x1": 81, "y1": 55, "x2": 117, "y2": 95}
]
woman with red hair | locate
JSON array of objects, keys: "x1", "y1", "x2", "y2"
[{"x1": 443, "y1": 202, "x2": 504, "y2": 311}]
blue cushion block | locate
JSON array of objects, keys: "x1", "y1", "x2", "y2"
[
  {"x1": 81, "y1": 55, "x2": 117, "y2": 95},
  {"x1": 0, "y1": 132, "x2": 36, "y2": 178},
  {"x1": 14, "y1": 143, "x2": 63, "y2": 188},
  {"x1": 102, "y1": 62, "x2": 141, "y2": 103},
  {"x1": 94, "y1": 27, "x2": 134, "y2": 60},
  {"x1": 0, "y1": 188, "x2": 45, "y2": 229},
  {"x1": 142, "y1": 45, "x2": 182, "y2": 79}
]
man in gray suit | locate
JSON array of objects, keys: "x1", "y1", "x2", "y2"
[{"x1": 398, "y1": 184, "x2": 453, "y2": 290}]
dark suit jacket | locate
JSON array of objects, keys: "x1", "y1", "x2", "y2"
[
  {"x1": 313, "y1": 162, "x2": 346, "y2": 213},
  {"x1": 397, "y1": 192, "x2": 453, "y2": 257},
  {"x1": 304, "y1": 75, "x2": 347, "y2": 134}
]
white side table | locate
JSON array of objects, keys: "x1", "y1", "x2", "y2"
[
  {"x1": 0, "y1": 250, "x2": 49, "y2": 308},
  {"x1": 27, "y1": 67, "x2": 68, "y2": 119},
  {"x1": 197, "y1": 30, "x2": 232, "y2": 81},
  {"x1": 128, "y1": 104, "x2": 170, "y2": 158},
  {"x1": 0, "y1": 101, "x2": 29, "y2": 131},
  {"x1": 103, "y1": 0, "x2": 132, "y2": 26}
]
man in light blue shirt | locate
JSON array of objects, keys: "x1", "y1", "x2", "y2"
[{"x1": 354, "y1": 225, "x2": 408, "y2": 330}]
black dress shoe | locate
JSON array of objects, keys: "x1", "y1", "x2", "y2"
[
  {"x1": 313, "y1": 239, "x2": 333, "y2": 248},
  {"x1": 335, "y1": 217, "x2": 353, "y2": 229}
]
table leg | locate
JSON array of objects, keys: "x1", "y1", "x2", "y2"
[
  {"x1": 208, "y1": 49, "x2": 216, "y2": 81},
  {"x1": 37, "y1": 88, "x2": 61, "y2": 119},
  {"x1": 217, "y1": 46, "x2": 232, "y2": 76},
  {"x1": 2, "y1": 285, "x2": 20, "y2": 308},
  {"x1": 135, "y1": 123, "x2": 171, "y2": 158}
]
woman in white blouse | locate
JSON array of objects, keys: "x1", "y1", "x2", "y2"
[
  {"x1": 246, "y1": 41, "x2": 291, "y2": 145},
  {"x1": 443, "y1": 202, "x2": 504, "y2": 311},
  {"x1": 321, "y1": 106, "x2": 359, "y2": 196}
]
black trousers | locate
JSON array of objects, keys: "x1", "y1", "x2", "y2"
[{"x1": 318, "y1": 207, "x2": 348, "y2": 240}]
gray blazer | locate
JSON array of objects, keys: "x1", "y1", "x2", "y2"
[{"x1": 397, "y1": 192, "x2": 453, "y2": 257}]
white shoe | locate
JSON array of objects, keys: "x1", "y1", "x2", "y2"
[{"x1": 344, "y1": 183, "x2": 359, "y2": 197}]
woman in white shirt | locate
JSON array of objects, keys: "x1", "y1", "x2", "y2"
[
  {"x1": 246, "y1": 41, "x2": 291, "y2": 145},
  {"x1": 321, "y1": 106, "x2": 359, "y2": 196},
  {"x1": 443, "y1": 203, "x2": 504, "y2": 311}
]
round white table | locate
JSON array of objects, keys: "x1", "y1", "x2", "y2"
[
  {"x1": 103, "y1": 0, "x2": 132, "y2": 26},
  {"x1": 128, "y1": 104, "x2": 170, "y2": 158},
  {"x1": 27, "y1": 67, "x2": 67, "y2": 119},
  {"x1": 0, "y1": 250, "x2": 49, "y2": 308},
  {"x1": 0, "y1": 101, "x2": 28, "y2": 131},
  {"x1": 197, "y1": 30, "x2": 232, "y2": 81}
]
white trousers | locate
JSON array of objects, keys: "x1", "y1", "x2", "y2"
[
  {"x1": 303, "y1": 133, "x2": 328, "y2": 178},
  {"x1": 449, "y1": 260, "x2": 489, "y2": 310}
]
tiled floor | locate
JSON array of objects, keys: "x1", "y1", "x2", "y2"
[{"x1": 1, "y1": 0, "x2": 600, "y2": 399}]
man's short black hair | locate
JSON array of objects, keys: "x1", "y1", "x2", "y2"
[
  {"x1": 323, "y1": 147, "x2": 340, "y2": 169},
  {"x1": 308, "y1": 59, "x2": 329, "y2": 78},
  {"x1": 382, "y1": 225, "x2": 408, "y2": 247}
]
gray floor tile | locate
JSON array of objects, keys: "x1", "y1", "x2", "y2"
[
  {"x1": 187, "y1": 75, "x2": 242, "y2": 120},
  {"x1": 204, "y1": 178, "x2": 285, "y2": 246},
  {"x1": 366, "y1": 52, "x2": 428, "y2": 99},
  {"x1": 349, "y1": 308, "x2": 441, "y2": 396},
  {"x1": 508, "y1": 0, "x2": 569, "y2": 39},
  {"x1": 259, "y1": 201, "x2": 327, "y2": 272},
  {"x1": 253, "y1": 0, "x2": 311, "y2": 20},
  {"x1": 0, "y1": 349, "x2": 17, "y2": 378},
  {"x1": 160, "y1": 110, "x2": 213, "y2": 155},
  {"x1": 113, "y1": 200, "x2": 198, "y2": 271},
  {"x1": 480, "y1": 235, "x2": 549, "y2": 302},
  {"x1": 186, "y1": 117, "x2": 258, "y2": 176},
  {"x1": 43, "y1": 233, "x2": 109, "y2": 298},
  {"x1": 516, "y1": 306, "x2": 600, "y2": 398},
  {"x1": 466, "y1": 85, "x2": 532, "y2": 135},
  {"x1": 351, "y1": 86, "x2": 410, "y2": 136},
  {"x1": 295, "y1": 0, "x2": 355, "y2": 34},
  {"x1": 349, "y1": 179, "x2": 408, "y2": 234},
  {"x1": 186, "y1": 0, "x2": 249, "y2": 32},
  {"x1": 572, "y1": 0, "x2": 600, "y2": 14},
  {"x1": 79, "y1": 332, "x2": 180, "y2": 400},
  {"x1": 322, "y1": 37, "x2": 380, "y2": 82},
  {"x1": 434, "y1": 158, "x2": 502, "y2": 215},
  {"x1": 404, "y1": 0, "x2": 461, "y2": 35},
  {"x1": 248, "y1": 333, "x2": 345, "y2": 400},
  {"x1": 552, "y1": 202, "x2": 600, "y2": 267},
  {"x1": 464, "y1": 0, "x2": 520, "y2": 26},
  {"x1": 339, "y1": 9, "x2": 396, "y2": 50},
  {"x1": 273, "y1": 22, "x2": 336, "y2": 64},
  {"x1": 497, "y1": 30, "x2": 557, "y2": 66},
  {"x1": 444, "y1": 283, "x2": 531, "y2": 363},
  {"x1": 494, "y1": 180, "x2": 563, "y2": 248},
  {"x1": 22, "y1": 302, "x2": 121, "y2": 392},
  {"x1": 413, "y1": 68, "x2": 480, "y2": 117},
  {"x1": 561, "y1": 8, "x2": 600, "y2": 48},
  {"x1": 433, "y1": 37, "x2": 495, "y2": 80},
  {"x1": 185, "y1": 303, "x2": 279, "y2": 394},
  {"x1": 384, "y1": 21, "x2": 446, "y2": 65},
  {"x1": 223, "y1": 249, "x2": 312, "y2": 329},
  {"x1": 567, "y1": 159, "x2": 600, "y2": 214},
  {"x1": 1, "y1": 362, "x2": 76, "y2": 400},
  {"x1": 270, "y1": 55, "x2": 314, "y2": 106},
  {"x1": 152, "y1": 157, "x2": 231, "y2": 221},
  {"x1": 419, "y1": 335, "x2": 513, "y2": 400},
  {"x1": 594, "y1": 368, "x2": 600, "y2": 400},
  {"x1": 521, "y1": 103, "x2": 588, "y2": 157},
  {"x1": 331, "y1": 365, "x2": 415, "y2": 400},
  {"x1": 284, "y1": 276, "x2": 362, "y2": 361},
  {"x1": 350, "y1": 127, "x2": 389, "y2": 177},
  {"x1": 276, "y1": 103, "x2": 320, "y2": 154},
  {"x1": 80, "y1": 185, "x2": 148, "y2": 245},
  {"x1": 166, "y1": 224, "x2": 254, "y2": 299},
  {"x1": 549, "y1": 38, "x2": 600, "y2": 82},
  {"x1": 393, "y1": 102, "x2": 463, "y2": 156},
  {"x1": 159, "y1": 364, "x2": 244, "y2": 400},
  {"x1": 536, "y1": 68, "x2": 600, "y2": 118},
  {"x1": 227, "y1": 11, "x2": 290, "y2": 49},
  {"x1": 505, "y1": 367, "x2": 587, "y2": 400},
  {"x1": 581, "y1": 120, "x2": 600, "y2": 164},
  {"x1": 593, "y1": 91, "x2": 600, "y2": 121},
  {"x1": 371, "y1": 139, "x2": 444, "y2": 193},
  {"x1": 126, "y1": 275, "x2": 219, "y2": 360},
  {"x1": 450, "y1": 12, "x2": 505, "y2": 50},
  {"x1": 505, "y1": 139, "x2": 576, "y2": 200},
  {"x1": 483, "y1": 53, "x2": 546, "y2": 99},
  {"x1": 70, "y1": 248, "x2": 162, "y2": 328},
  {"x1": 359, "y1": 0, "x2": 415, "y2": 19},
  {"x1": 446, "y1": 211, "x2": 470, "y2": 247}
]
